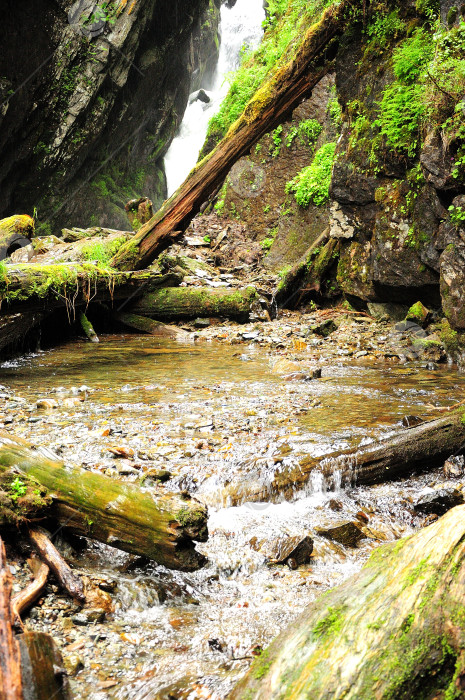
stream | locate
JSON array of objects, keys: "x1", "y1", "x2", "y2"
[{"x1": 2, "y1": 317, "x2": 465, "y2": 698}]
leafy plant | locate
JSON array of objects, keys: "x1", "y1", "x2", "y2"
[
  {"x1": 286, "y1": 142, "x2": 336, "y2": 207},
  {"x1": 448, "y1": 205, "x2": 465, "y2": 226},
  {"x1": 10, "y1": 477, "x2": 27, "y2": 501}
]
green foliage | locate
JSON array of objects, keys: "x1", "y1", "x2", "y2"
[
  {"x1": 286, "y1": 142, "x2": 336, "y2": 207},
  {"x1": 270, "y1": 125, "x2": 283, "y2": 156},
  {"x1": 448, "y1": 205, "x2": 465, "y2": 225},
  {"x1": 204, "y1": 0, "x2": 334, "y2": 149},
  {"x1": 203, "y1": 235, "x2": 211, "y2": 243},
  {"x1": 81, "y1": 242, "x2": 112, "y2": 266},
  {"x1": 285, "y1": 119, "x2": 322, "y2": 148},
  {"x1": 366, "y1": 9, "x2": 406, "y2": 50},
  {"x1": 312, "y1": 606, "x2": 345, "y2": 639},
  {"x1": 10, "y1": 478, "x2": 27, "y2": 501}
]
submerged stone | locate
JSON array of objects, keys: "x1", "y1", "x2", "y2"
[{"x1": 315, "y1": 521, "x2": 364, "y2": 547}]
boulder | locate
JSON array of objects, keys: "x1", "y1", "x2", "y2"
[
  {"x1": 440, "y1": 243, "x2": 465, "y2": 329},
  {"x1": 414, "y1": 487, "x2": 464, "y2": 516},
  {"x1": 315, "y1": 521, "x2": 364, "y2": 547}
]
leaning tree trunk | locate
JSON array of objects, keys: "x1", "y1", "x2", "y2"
[
  {"x1": 129, "y1": 286, "x2": 261, "y2": 322},
  {"x1": 0, "y1": 431, "x2": 208, "y2": 572},
  {"x1": 110, "y1": 1, "x2": 350, "y2": 271},
  {"x1": 223, "y1": 410, "x2": 465, "y2": 504},
  {"x1": 0, "y1": 538, "x2": 22, "y2": 700},
  {"x1": 230, "y1": 504, "x2": 465, "y2": 699}
]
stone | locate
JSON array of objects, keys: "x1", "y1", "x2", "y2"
[
  {"x1": 272, "y1": 359, "x2": 301, "y2": 375},
  {"x1": 440, "y1": 243, "x2": 465, "y2": 329},
  {"x1": 401, "y1": 415, "x2": 424, "y2": 428},
  {"x1": 189, "y1": 89, "x2": 211, "y2": 104},
  {"x1": 315, "y1": 521, "x2": 364, "y2": 547},
  {"x1": 125, "y1": 197, "x2": 153, "y2": 230},
  {"x1": 367, "y1": 302, "x2": 409, "y2": 322},
  {"x1": 406, "y1": 301, "x2": 430, "y2": 327},
  {"x1": 414, "y1": 488, "x2": 464, "y2": 516},
  {"x1": 311, "y1": 319, "x2": 337, "y2": 337},
  {"x1": 420, "y1": 130, "x2": 455, "y2": 190},
  {"x1": 72, "y1": 608, "x2": 106, "y2": 625},
  {"x1": 63, "y1": 653, "x2": 84, "y2": 676},
  {"x1": 254, "y1": 535, "x2": 314, "y2": 567},
  {"x1": 444, "y1": 455, "x2": 465, "y2": 479},
  {"x1": 329, "y1": 202, "x2": 355, "y2": 239}
]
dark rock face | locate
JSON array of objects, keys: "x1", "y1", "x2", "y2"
[
  {"x1": 414, "y1": 488, "x2": 464, "y2": 516},
  {"x1": 0, "y1": 0, "x2": 220, "y2": 231},
  {"x1": 440, "y1": 243, "x2": 465, "y2": 328}
]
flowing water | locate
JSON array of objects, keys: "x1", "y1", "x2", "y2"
[
  {"x1": 163, "y1": 0, "x2": 265, "y2": 195},
  {"x1": 2, "y1": 332, "x2": 465, "y2": 698}
]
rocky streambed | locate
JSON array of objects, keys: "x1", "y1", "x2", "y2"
[{"x1": 2, "y1": 311, "x2": 465, "y2": 699}]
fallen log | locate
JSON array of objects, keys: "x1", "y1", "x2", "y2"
[
  {"x1": 28, "y1": 527, "x2": 85, "y2": 603},
  {"x1": 19, "y1": 632, "x2": 72, "y2": 700},
  {"x1": 113, "y1": 311, "x2": 192, "y2": 341},
  {"x1": 78, "y1": 310, "x2": 99, "y2": 343},
  {"x1": 0, "y1": 538, "x2": 22, "y2": 700},
  {"x1": 129, "y1": 285, "x2": 261, "y2": 322},
  {"x1": 224, "y1": 410, "x2": 465, "y2": 504},
  {"x1": 231, "y1": 505, "x2": 465, "y2": 700},
  {"x1": 110, "y1": 1, "x2": 350, "y2": 271},
  {"x1": 11, "y1": 557, "x2": 49, "y2": 625},
  {"x1": 0, "y1": 264, "x2": 181, "y2": 315},
  {"x1": 0, "y1": 311, "x2": 45, "y2": 356},
  {"x1": 0, "y1": 431, "x2": 208, "y2": 572}
]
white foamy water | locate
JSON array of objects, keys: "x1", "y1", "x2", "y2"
[{"x1": 164, "y1": 0, "x2": 265, "y2": 195}]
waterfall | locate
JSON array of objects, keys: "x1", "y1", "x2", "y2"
[{"x1": 163, "y1": 0, "x2": 265, "y2": 196}]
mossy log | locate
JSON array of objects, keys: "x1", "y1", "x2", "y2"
[
  {"x1": 225, "y1": 411, "x2": 465, "y2": 504},
  {"x1": 129, "y1": 286, "x2": 261, "y2": 322},
  {"x1": 113, "y1": 311, "x2": 192, "y2": 340},
  {"x1": 111, "y1": 1, "x2": 350, "y2": 271},
  {"x1": 19, "y1": 632, "x2": 72, "y2": 700},
  {"x1": 231, "y1": 505, "x2": 465, "y2": 700},
  {"x1": 0, "y1": 264, "x2": 181, "y2": 314},
  {"x1": 0, "y1": 431, "x2": 208, "y2": 572}
]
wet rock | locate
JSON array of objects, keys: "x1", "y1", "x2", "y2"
[
  {"x1": 36, "y1": 399, "x2": 58, "y2": 410},
  {"x1": 255, "y1": 535, "x2": 313, "y2": 567},
  {"x1": 327, "y1": 499, "x2": 343, "y2": 512},
  {"x1": 444, "y1": 455, "x2": 465, "y2": 479},
  {"x1": 406, "y1": 301, "x2": 430, "y2": 328},
  {"x1": 440, "y1": 243, "x2": 465, "y2": 329},
  {"x1": 401, "y1": 415, "x2": 425, "y2": 428},
  {"x1": 107, "y1": 445, "x2": 135, "y2": 459},
  {"x1": 194, "y1": 318, "x2": 211, "y2": 328},
  {"x1": 315, "y1": 521, "x2": 364, "y2": 547},
  {"x1": 63, "y1": 653, "x2": 84, "y2": 676},
  {"x1": 356, "y1": 511, "x2": 369, "y2": 524},
  {"x1": 189, "y1": 88, "x2": 211, "y2": 104},
  {"x1": 125, "y1": 197, "x2": 153, "y2": 230},
  {"x1": 72, "y1": 608, "x2": 106, "y2": 625},
  {"x1": 272, "y1": 359, "x2": 301, "y2": 375},
  {"x1": 311, "y1": 319, "x2": 337, "y2": 337},
  {"x1": 141, "y1": 469, "x2": 172, "y2": 485},
  {"x1": 414, "y1": 488, "x2": 464, "y2": 516},
  {"x1": 426, "y1": 362, "x2": 438, "y2": 371}
]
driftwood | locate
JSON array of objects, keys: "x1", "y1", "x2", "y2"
[
  {"x1": 0, "y1": 538, "x2": 22, "y2": 700},
  {"x1": 224, "y1": 410, "x2": 465, "y2": 504},
  {"x1": 0, "y1": 431, "x2": 208, "y2": 572},
  {"x1": 231, "y1": 505, "x2": 465, "y2": 699},
  {"x1": 129, "y1": 286, "x2": 260, "y2": 322},
  {"x1": 110, "y1": 1, "x2": 350, "y2": 271},
  {"x1": 28, "y1": 527, "x2": 85, "y2": 602},
  {"x1": 19, "y1": 632, "x2": 72, "y2": 700},
  {"x1": 11, "y1": 557, "x2": 49, "y2": 625},
  {"x1": 113, "y1": 311, "x2": 192, "y2": 340}
]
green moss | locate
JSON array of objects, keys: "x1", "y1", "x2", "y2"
[{"x1": 312, "y1": 605, "x2": 345, "y2": 639}]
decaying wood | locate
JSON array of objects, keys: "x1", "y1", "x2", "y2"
[
  {"x1": 0, "y1": 310, "x2": 45, "y2": 356},
  {"x1": 231, "y1": 505, "x2": 465, "y2": 699},
  {"x1": 111, "y1": 1, "x2": 350, "y2": 271},
  {"x1": 0, "y1": 265, "x2": 181, "y2": 315},
  {"x1": 129, "y1": 285, "x2": 261, "y2": 322},
  {"x1": 0, "y1": 431, "x2": 208, "y2": 572},
  {"x1": 0, "y1": 538, "x2": 22, "y2": 700},
  {"x1": 28, "y1": 527, "x2": 85, "y2": 602},
  {"x1": 11, "y1": 557, "x2": 49, "y2": 625},
  {"x1": 78, "y1": 310, "x2": 99, "y2": 343},
  {"x1": 224, "y1": 410, "x2": 465, "y2": 504},
  {"x1": 19, "y1": 631, "x2": 72, "y2": 700},
  {"x1": 113, "y1": 311, "x2": 192, "y2": 340},
  {"x1": 273, "y1": 228, "x2": 334, "y2": 308}
]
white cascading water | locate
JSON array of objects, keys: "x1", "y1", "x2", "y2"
[{"x1": 163, "y1": 0, "x2": 265, "y2": 196}]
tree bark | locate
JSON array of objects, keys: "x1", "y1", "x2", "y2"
[
  {"x1": 110, "y1": 1, "x2": 350, "y2": 271},
  {"x1": 223, "y1": 411, "x2": 465, "y2": 504},
  {"x1": 19, "y1": 632, "x2": 72, "y2": 700},
  {"x1": 230, "y1": 504, "x2": 465, "y2": 700},
  {"x1": 129, "y1": 285, "x2": 261, "y2": 322},
  {"x1": 0, "y1": 431, "x2": 208, "y2": 572},
  {"x1": 0, "y1": 538, "x2": 22, "y2": 700},
  {"x1": 28, "y1": 527, "x2": 85, "y2": 602}
]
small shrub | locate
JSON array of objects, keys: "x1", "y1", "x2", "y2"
[{"x1": 286, "y1": 142, "x2": 336, "y2": 207}]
